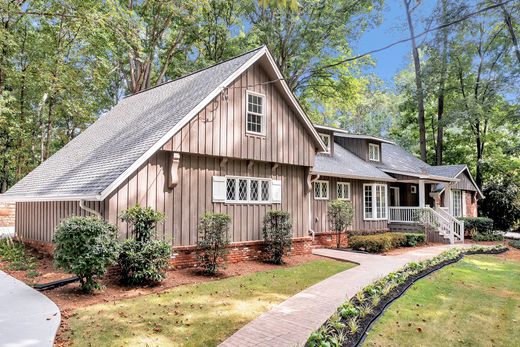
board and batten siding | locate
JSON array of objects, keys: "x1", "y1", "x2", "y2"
[
  {"x1": 161, "y1": 63, "x2": 316, "y2": 167},
  {"x1": 15, "y1": 201, "x2": 104, "y2": 243},
  {"x1": 452, "y1": 171, "x2": 478, "y2": 192},
  {"x1": 104, "y1": 153, "x2": 310, "y2": 246},
  {"x1": 312, "y1": 177, "x2": 389, "y2": 234}
]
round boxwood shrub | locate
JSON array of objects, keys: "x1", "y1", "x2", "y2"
[
  {"x1": 263, "y1": 210, "x2": 293, "y2": 264},
  {"x1": 53, "y1": 216, "x2": 119, "y2": 293},
  {"x1": 118, "y1": 205, "x2": 171, "y2": 285}
]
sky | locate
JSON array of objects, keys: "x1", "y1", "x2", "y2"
[{"x1": 355, "y1": 0, "x2": 437, "y2": 87}]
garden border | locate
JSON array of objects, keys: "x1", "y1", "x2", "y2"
[{"x1": 354, "y1": 247, "x2": 508, "y2": 347}]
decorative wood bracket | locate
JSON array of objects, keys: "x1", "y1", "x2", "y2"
[
  {"x1": 220, "y1": 157, "x2": 228, "y2": 168},
  {"x1": 247, "y1": 160, "x2": 254, "y2": 171},
  {"x1": 168, "y1": 152, "x2": 181, "y2": 189},
  {"x1": 271, "y1": 163, "x2": 279, "y2": 174},
  {"x1": 306, "y1": 169, "x2": 313, "y2": 193}
]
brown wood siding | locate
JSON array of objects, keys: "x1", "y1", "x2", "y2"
[
  {"x1": 453, "y1": 171, "x2": 477, "y2": 191},
  {"x1": 161, "y1": 64, "x2": 316, "y2": 167},
  {"x1": 15, "y1": 201, "x2": 104, "y2": 243},
  {"x1": 311, "y1": 177, "x2": 389, "y2": 233},
  {"x1": 105, "y1": 153, "x2": 310, "y2": 246}
]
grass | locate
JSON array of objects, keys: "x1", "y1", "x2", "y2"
[
  {"x1": 66, "y1": 259, "x2": 354, "y2": 347},
  {"x1": 363, "y1": 255, "x2": 520, "y2": 347}
]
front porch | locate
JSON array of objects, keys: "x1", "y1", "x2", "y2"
[{"x1": 387, "y1": 179, "x2": 464, "y2": 244}]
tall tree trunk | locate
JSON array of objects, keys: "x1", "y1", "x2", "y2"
[
  {"x1": 403, "y1": 0, "x2": 427, "y2": 161},
  {"x1": 436, "y1": 0, "x2": 449, "y2": 165},
  {"x1": 500, "y1": 3, "x2": 520, "y2": 65}
]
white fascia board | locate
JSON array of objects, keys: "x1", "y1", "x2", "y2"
[
  {"x1": 380, "y1": 168, "x2": 459, "y2": 182},
  {"x1": 0, "y1": 194, "x2": 101, "y2": 202},
  {"x1": 99, "y1": 48, "x2": 268, "y2": 201},
  {"x1": 310, "y1": 170, "x2": 397, "y2": 182}
]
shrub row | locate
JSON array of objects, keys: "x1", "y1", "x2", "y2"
[
  {"x1": 509, "y1": 239, "x2": 520, "y2": 250},
  {"x1": 460, "y1": 216, "x2": 494, "y2": 233},
  {"x1": 349, "y1": 232, "x2": 425, "y2": 253},
  {"x1": 306, "y1": 244, "x2": 508, "y2": 347}
]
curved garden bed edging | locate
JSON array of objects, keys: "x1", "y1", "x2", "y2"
[{"x1": 306, "y1": 245, "x2": 508, "y2": 347}]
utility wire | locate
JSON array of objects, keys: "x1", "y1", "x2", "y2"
[{"x1": 313, "y1": 0, "x2": 514, "y2": 72}]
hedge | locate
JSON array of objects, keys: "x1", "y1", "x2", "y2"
[
  {"x1": 459, "y1": 217, "x2": 494, "y2": 234},
  {"x1": 349, "y1": 232, "x2": 425, "y2": 253}
]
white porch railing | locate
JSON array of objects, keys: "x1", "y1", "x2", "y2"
[{"x1": 389, "y1": 206, "x2": 462, "y2": 244}]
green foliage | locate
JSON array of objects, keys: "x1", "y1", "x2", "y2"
[
  {"x1": 0, "y1": 238, "x2": 38, "y2": 272},
  {"x1": 196, "y1": 212, "x2": 231, "y2": 275},
  {"x1": 460, "y1": 217, "x2": 494, "y2": 234},
  {"x1": 509, "y1": 239, "x2": 520, "y2": 250},
  {"x1": 118, "y1": 205, "x2": 170, "y2": 285},
  {"x1": 262, "y1": 210, "x2": 293, "y2": 264},
  {"x1": 327, "y1": 199, "x2": 354, "y2": 248},
  {"x1": 53, "y1": 217, "x2": 119, "y2": 293},
  {"x1": 349, "y1": 232, "x2": 424, "y2": 253},
  {"x1": 481, "y1": 178, "x2": 520, "y2": 231},
  {"x1": 470, "y1": 230, "x2": 504, "y2": 242}
]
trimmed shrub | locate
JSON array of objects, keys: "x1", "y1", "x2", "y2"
[
  {"x1": 118, "y1": 205, "x2": 170, "y2": 285},
  {"x1": 470, "y1": 229, "x2": 504, "y2": 241},
  {"x1": 263, "y1": 210, "x2": 293, "y2": 264},
  {"x1": 327, "y1": 199, "x2": 354, "y2": 248},
  {"x1": 509, "y1": 239, "x2": 520, "y2": 250},
  {"x1": 54, "y1": 217, "x2": 119, "y2": 293},
  {"x1": 196, "y1": 212, "x2": 231, "y2": 275},
  {"x1": 349, "y1": 232, "x2": 424, "y2": 253},
  {"x1": 460, "y1": 217, "x2": 494, "y2": 234}
]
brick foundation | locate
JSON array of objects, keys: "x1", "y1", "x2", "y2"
[
  {"x1": 19, "y1": 237, "x2": 314, "y2": 269},
  {"x1": 0, "y1": 202, "x2": 15, "y2": 227},
  {"x1": 312, "y1": 232, "x2": 349, "y2": 249}
]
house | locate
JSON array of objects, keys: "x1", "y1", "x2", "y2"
[
  {"x1": 311, "y1": 125, "x2": 483, "y2": 244},
  {"x1": 0, "y1": 47, "x2": 482, "y2": 265}
]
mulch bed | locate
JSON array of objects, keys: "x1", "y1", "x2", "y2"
[{"x1": 319, "y1": 247, "x2": 509, "y2": 347}]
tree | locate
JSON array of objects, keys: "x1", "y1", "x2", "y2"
[
  {"x1": 403, "y1": 0, "x2": 427, "y2": 161},
  {"x1": 327, "y1": 199, "x2": 354, "y2": 249}
]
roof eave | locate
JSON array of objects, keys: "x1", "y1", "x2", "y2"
[
  {"x1": 311, "y1": 170, "x2": 397, "y2": 182},
  {"x1": 380, "y1": 168, "x2": 459, "y2": 182},
  {"x1": 0, "y1": 194, "x2": 102, "y2": 203}
]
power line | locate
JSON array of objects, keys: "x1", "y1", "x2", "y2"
[{"x1": 313, "y1": 0, "x2": 514, "y2": 72}]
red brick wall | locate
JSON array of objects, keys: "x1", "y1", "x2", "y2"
[
  {"x1": 312, "y1": 232, "x2": 348, "y2": 248},
  {"x1": 0, "y1": 202, "x2": 15, "y2": 227},
  {"x1": 466, "y1": 192, "x2": 478, "y2": 217}
]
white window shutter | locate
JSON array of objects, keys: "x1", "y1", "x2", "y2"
[
  {"x1": 272, "y1": 180, "x2": 282, "y2": 203},
  {"x1": 212, "y1": 176, "x2": 226, "y2": 202}
]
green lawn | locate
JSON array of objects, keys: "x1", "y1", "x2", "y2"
[
  {"x1": 66, "y1": 259, "x2": 354, "y2": 347},
  {"x1": 364, "y1": 255, "x2": 520, "y2": 347}
]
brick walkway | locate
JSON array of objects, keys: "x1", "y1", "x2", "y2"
[{"x1": 220, "y1": 244, "x2": 470, "y2": 347}]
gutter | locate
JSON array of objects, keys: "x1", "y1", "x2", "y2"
[{"x1": 79, "y1": 200, "x2": 102, "y2": 218}]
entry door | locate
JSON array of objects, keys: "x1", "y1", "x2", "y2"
[{"x1": 389, "y1": 187, "x2": 400, "y2": 207}]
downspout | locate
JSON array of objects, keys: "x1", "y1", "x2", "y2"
[
  {"x1": 79, "y1": 200, "x2": 101, "y2": 218},
  {"x1": 308, "y1": 174, "x2": 320, "y2": 242}
]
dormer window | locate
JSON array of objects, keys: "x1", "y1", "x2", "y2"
[
  {"x1": 368, "y1": 143, "x2": 380, "y2": 161},
  {"x1": 319, "y1": 133, "x2": 331, "y2": 154},
  {"x1": 246, "y1": 91, "x2": 265, "y2": 136}
]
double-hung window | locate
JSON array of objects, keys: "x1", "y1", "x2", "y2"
[
  {"x1": 363, "y1": 184, "x2": 387, "y2": 220},
  {"x1": 246, "y1": 91, "x2": 265, "y2": 135},
  {"x1": 314, "y1": 180, "x2": 329, "y2": 200},
  {"x1": 452, "y1": 190, "x2": 463, "y2": 217},
  {"x1": 337, "y1": 182, "x2": 351, "y2": 200},
  {"x1": 368, "y1": 143, "x2": 380, "y2": 161}
]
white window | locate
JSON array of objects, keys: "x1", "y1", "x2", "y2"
[
  {"x1": 216, "y1": 176, "x2": 280, "y2": 204},
  {"x1": 314, "y1": 180, "x2": 329, "y2": 200},
  {"x1": 337, "y1": 182, "x2": 351, "y2": 200},
  {"x1": 319, "y1": 133, "x2": 331, "y2": 154},
  {"x1": 246, "y1": 91, "x2": 265, "y2": 135},
  {"x1": 363, "y1": 184, "x2": 387, "y2": 220},
  {"x1": 452, "y1": 190, "x2": 463, "y2": 217},
  {"x1": 368, "y1": 143, "x2": 380, "y2": 161},
  {"x1": 411, "y1": 185, "x2": 417, "y2": 194}
]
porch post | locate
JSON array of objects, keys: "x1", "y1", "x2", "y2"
[
  {"x1": 445, "y1": 184, "x2": 452, "y2": 213},
  {"x1": 418, "y1": 179, "x2": 425, "y2": 208}
]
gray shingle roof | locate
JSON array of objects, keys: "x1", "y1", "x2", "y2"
[
  {"x1": 313, "y1": 144, "x2": 395, "y2": 181},
  {"x1": 378, "y1": 143, "x2": 433, "y2": 175},
  {"x1": 2, "y1": 47, "x2": 263, "y2": 200},
  {"x1": 427, "y1": 164, "x2": 466, "y2": 178}
]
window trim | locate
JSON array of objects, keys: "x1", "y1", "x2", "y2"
[
  {"x1": 337, "y1": 182, "x2": 351, "y2": 201},
  {"x1": 410, "y1": 185, "x2": 417, "y2": 194},
  {"x1": 451, "y1": 189, "x2": 463, "y2": 217},
  {"x1": 314, "y1": 180, "x2": 330, "y2": 200},
  {"x1": 245, "y1": 90, "x2": 266, "y2": 136},
  {"x1": 224, "y1": 175, "x2": 273, "y2": 204},
  {"x1": 363, "y1": 183, "x2": 388, "y2": 221},
  {"x1": 368, "y1": 143, "x2": 380, "y2": 162},
  {"x1": 319, "y1": 133, "x2": 331, "y2": 154}
]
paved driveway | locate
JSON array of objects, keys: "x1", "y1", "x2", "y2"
[
  {"x1": 0, "y1": 271, "x2": 60, "y2": 347},
  {"x1": 221, "y1": 244, "x2": 470, "y2": 347}
]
